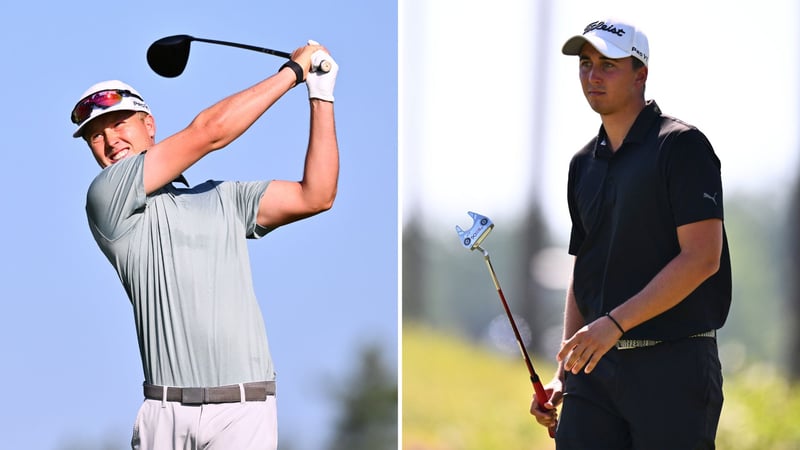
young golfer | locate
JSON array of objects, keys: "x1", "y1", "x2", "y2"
[{"x1": 530, "y1": 19, "x2": 731, "y2": 449}]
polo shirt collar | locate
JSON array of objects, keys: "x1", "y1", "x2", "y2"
[
  {"x1": 594, "y1": 100, "x2": 662, "y2": 158},
  {"x1": 173, "y1": 174, "x2": 189, "y2": 187}
]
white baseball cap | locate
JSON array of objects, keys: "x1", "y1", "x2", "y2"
[
  {"x1": 562, "y1": 19, "x2": 649, "y2": 66},
  {"x1": 71, "y1": 80, "x2": 151, "y2": 138}
]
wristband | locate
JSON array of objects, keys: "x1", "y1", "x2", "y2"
[
  {"x1": 604, "y1": 312, "x2": 625, "y2": 334},
  {"x1": 280, "y1": 60, "x2": 304, "y2": 86}
]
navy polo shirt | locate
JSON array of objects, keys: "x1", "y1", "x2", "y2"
[{"x1": 567, "y1": 100, "x2": 731, "y2": 340}]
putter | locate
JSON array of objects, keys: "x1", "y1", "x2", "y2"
[
  {"x1": 456, "y1": 211, "x2": 556, "y2": 438},
  {"x1": 147, "y1": 34, "x2": 331, "y2": 78}
]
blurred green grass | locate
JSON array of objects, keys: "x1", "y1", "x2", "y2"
[
  {"x1": 403, "y1": 323, "x2": 555, "y2": 450},
  {"x1": 402, "y1": 323, "x2": 800, "y2": 450}
]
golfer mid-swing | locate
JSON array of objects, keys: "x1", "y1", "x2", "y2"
[{"x1": 70, "y1": 41, "x2": 338, "y2": 449}]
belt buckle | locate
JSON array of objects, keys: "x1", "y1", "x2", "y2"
[
  {"x1": 181, "y1": 387, "x2": 206, "y2": 405},
  {"x1": 615, "y1": 338, "x2": 660, "y2": 350},
  {"x1": 615, "y1": 340, "x2": 639, "y2": 350}
]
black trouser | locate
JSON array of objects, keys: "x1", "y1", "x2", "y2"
[{"x1": 556, "y1": 337, "x2": 723, "y2": 450}]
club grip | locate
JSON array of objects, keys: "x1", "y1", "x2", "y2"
[
  {"x1": 311, "y1": 51, "x2": 331, "y2": 73},
  {"x1": 532, "y1": 378, "x2": 557, "y2": 439}
]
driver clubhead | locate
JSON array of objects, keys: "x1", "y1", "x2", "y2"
[
  {"x1": 455, "y1": 211, "x2": 494, "y2": 251},
  {"x1": 147, "y1": 34, "x2": 193, "y2": 78}
]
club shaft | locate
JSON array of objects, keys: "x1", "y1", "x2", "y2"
[
  {"x1": 192, "y1": 37, "x2": 291, "y2": 59},
  {"x1": 484, "y1": 256, "x2": 536, "y2": 374},
  {"x1": 483, "y1": 253, "x2": 557, "y2": 438}
]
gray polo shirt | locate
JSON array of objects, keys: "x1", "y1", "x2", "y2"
[{"x1": 86, "y1": 153, "x2": 274, "y2": 387}]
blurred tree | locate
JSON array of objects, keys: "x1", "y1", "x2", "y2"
[
  {"x1": 326, "y1": 344, "x2": 398, "y2": 450},
  {"x1": 402, "y1": 213, "x2": 426, "y2": 319},
  {"x1": 720, "y1": 196, "x2": 786, "y2": 370},
  {"x1": 520, "y1": 0, "x2": 557, "y2": 356},
  {"x1": 520, "y1": 205, "x2": 556, "y2": 356},
  {"x1": 788, "y1": 180, "x2": 800, "y2": 380}
]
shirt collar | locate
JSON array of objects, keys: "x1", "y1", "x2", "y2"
[
  {"x1": 173, "y1": 174, "x2": 189, "y2": 187},
  {"x1": 593, "y1": 100, "x2": 661, "y2": 158}
]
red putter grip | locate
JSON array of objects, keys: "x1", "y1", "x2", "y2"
[{"x1": 532, "y1": 378, "x2": 557, "y2": 439}]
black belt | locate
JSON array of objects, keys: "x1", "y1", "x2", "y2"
[
  {"x1": 615, "y1": 330, "x2": 717, "y2": 350},
  {"x1": 143, "y1": 381, "x2": 276, "y2": 405}
]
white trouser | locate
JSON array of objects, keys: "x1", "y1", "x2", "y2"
[{"x1": 131, "y1": 396, "x2": 277, "y2": 450}]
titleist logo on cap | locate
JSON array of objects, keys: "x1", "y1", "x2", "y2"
[{"x1": 584, "y1": 21, "x2": 626, "y2": 37}]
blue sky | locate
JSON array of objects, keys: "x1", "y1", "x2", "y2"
[{"x1": 1, "y1": 1, "x2": 396, "y2": 449}]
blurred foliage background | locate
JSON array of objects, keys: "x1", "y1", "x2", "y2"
[{"x1": 402, "y1": 190, "x2": 800, "y2": 449}]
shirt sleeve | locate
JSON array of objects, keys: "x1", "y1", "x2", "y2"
[
  {"x1": 567, "y1": 155, "x2": 586, "y2": 256},
  {"x1": 666, "y1": 128, "x2": 724, "y2": 227},
  {"x1": 226, "y1": 180, "x2": 271, "y2": 239},
  {"x1": 85, "y1": 154, "x2": 147, "y2": 241}
]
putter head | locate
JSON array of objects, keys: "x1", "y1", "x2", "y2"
[{"x1": 455, "y1": 211, "x2": 494, "y2": 251}]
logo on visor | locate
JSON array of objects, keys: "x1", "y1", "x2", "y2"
[{"x1": 632, "y1": 46, "x2": 648, "y2": 62}]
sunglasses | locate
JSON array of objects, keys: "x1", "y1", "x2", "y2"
[{"x1": 71, "y1": 89, "x2": 144, "y2": 125}]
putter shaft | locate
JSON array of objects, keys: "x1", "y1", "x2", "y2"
[
  {"x1": 479, "y1": 248, "x2": 556, "y2": 438},
  {"x1": 458, "y1": 212, "x2": 555, "y2": 438}
]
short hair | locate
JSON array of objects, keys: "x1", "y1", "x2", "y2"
[{"x1": 631, "y1": 57, "x2": 646, "y2": 96}]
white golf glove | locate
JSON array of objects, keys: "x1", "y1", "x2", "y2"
[{"x1": 306, "y1": 40, "x2": 338, "y2": 102}]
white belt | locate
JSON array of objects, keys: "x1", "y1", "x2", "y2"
[{"x1": 615, "y1": 329, "x2": 716, "y2": 350}]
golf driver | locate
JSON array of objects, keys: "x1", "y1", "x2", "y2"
[
  {"x1": 147, "y1": 34, "x2": 331, "y2": 78},
  {"x1": 456, "y1": 211, "x2": 556, "y2": 438}
]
